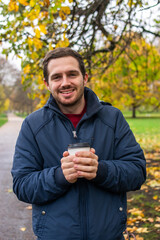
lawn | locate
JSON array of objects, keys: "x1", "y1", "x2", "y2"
[
  {"x1": 126, "y1": 118, "x2": 160, "y2": 152},
  {"x1": 0, "y1": 113, "x2": 8, "y2": 127}
]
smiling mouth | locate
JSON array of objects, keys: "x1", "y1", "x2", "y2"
[{"x1": 60, "y1": 89, "x2": 75, "y2": 94}]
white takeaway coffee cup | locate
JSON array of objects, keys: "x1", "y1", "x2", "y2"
[{"x1": 68, "y1": 142, "x2": 90, "y2": 155}]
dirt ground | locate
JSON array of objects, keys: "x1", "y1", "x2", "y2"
[{"x1": 0, "y1": 114, "x2": 36, "y2": 240}]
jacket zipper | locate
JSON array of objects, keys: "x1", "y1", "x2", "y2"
[
  {"x1": 71, "y1": 129, "x2": 88, "y2": 239},
  {"x1": 79, "y1": 180, "x2": 88, "y2": 240},
  {"x1": 72, "y1": 130, "x2": 77, "y2": 138}
]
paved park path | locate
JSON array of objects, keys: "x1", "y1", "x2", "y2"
[{"x1": 0, "y1": 114, "x2": 36, "y2": 240}]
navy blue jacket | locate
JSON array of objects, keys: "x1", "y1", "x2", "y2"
[{"x1": 12, "y1": 88, "x2": 146, "y2": 240}]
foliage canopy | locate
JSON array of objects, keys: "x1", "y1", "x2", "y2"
[
  {"x1": 91, "y1": 34, "x2": 160, "y2": 117},
  {"x1": 0, "y1": 0, "x2": 160, "y2": 107}
]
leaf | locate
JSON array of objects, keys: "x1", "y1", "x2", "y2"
[
  {"x1": 20, "y1": 227, "x2": 26, "y2": 232},
  {"x1": 136, "y1": 227, "x2": 149, "y2": 233},
  {"x1": 39, "y1": 24, "x2": 47, "y2": 34},
  {"x1": 59, "y1": 10, "x2": 66, "y2": 20},
  {"x1": 26, "y1": 8, "x2": 40, "y2": 21},
  {"x1": 136, "y1": 236, "x2": 144, "y2": 240},
  {"x1": 147, "y1": 180, "x2": 160, "y2": 188},
  {"x1": 114, "y1": 25, "x2": 118, "y2": 30},
  {"x1": 147, "y1": 218, "x2": 154, "y2": 223},
  {"x1": 30, "y1": 0, "x2": 36, "y2": 7},
  {"x1": 43, "y1": 0, "x2": 50, "y2": 7},
  {"x1": 155, "y1": 206, "x2": 160, "y2": 212},
  {"x1": 49, "y1": 42, "x2": 53, "y2": 50},
  {"x1": 156, "y1": 217, "x2": 160, "y2": 222},
  {"x1": 59, "y1": 6, "x2": 70, "y2": 20},
  {"x1": 35, "y1": 28, "x2": 41, "y2": 38},
  {"x1": 61, "y1": 6, "x2": 70, "y2": 15},
  {"x1": 154, "y1": 224, "x2": 160, "y2": 228},
  {"x1": 56, "y1": 38, "x2": 70, "y2": 48},
  {"x1": 128, "y1": 208, "x2": 144, "y2": 217},
  {"x1": 17, "y1": 0, "x2": 29, "y2": 6},
  {"x1": 153, "y1": 195, "x2": 158, "y2": 200},
  {"x1": 23, "y1": 64, "x2": 31, "y2": 74},
  {"x1": 26, "y1": 205, "x2": 32, "y2": 210},
  {"x1": 7, "y1": 188, "x2": 13, "y2": 193},
  {"x1": 8, "y1": 0, "x2": 19, "y2": 12}
]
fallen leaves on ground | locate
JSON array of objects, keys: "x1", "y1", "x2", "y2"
[
  {"x1": 126, "y1": 152, "x2": 160, "y2": 240},
  {"x1": 7, "y1": 188, "x2": 13, "y2": 193},
  {"x1": 26, "y1": 205, "x2": 32, "y2": 210},
  {"x1": 20, "y1": 227, "x2": 26, "y2": 232}
]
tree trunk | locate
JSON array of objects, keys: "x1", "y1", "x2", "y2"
[{"x1": 132, "y1": 105, "x2": 136, "y2": 118}]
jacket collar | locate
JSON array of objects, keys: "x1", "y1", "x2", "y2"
[{"x1": 44, "y1": 87, "x2": 103, "y2": 118}]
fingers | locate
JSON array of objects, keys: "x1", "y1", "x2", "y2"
[
  {"x1": 73, "y1": 149, "x2": 98, "y2": 180},
  {"x1": 90, "y1": 148, "x2": 95, "y2": 154},
  {"x1": 63, "y1": 151, "x2": 69, "y2": 157},
  {"x1": 75, "y1": 149, "x2": 97, "y2": 159},
  {"x1": 61, "y1": 153, "x2": 78, "y2": 183},
  {"x1": 76, "y1": 171, "x2": 97, "y2": 180},
  {"x1": 61, "y1": 148, "x2": 99, "y2": 182}
]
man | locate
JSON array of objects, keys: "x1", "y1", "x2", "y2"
[{"x1": 12, "y1": 47, "x2": 146, "y2": 240}]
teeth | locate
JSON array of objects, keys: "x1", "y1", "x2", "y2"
[{"x1": 61, "y1": 90, "x2": 73, "y2": 94}]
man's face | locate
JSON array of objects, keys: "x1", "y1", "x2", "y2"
[{"x1": 44, "y1": 56, "x2": 88, "y2": 113}]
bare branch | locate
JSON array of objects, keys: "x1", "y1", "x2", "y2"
[{"x1": 139, "y1": 1, "x2": 160, "y2": 11}]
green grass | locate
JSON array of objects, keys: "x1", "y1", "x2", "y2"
[
  {"x1": 126, "y1": 117, "x2": 160, "y2": 152},
  {"x1": 123, "y1": 110, "x2": 160, "y2": 118},
  {"x1": 15, "y1": 112, "x2": 28, "y2": 118},
  {"x1": 0, "y1": 113, "x2": 8, "y2": 127},
  {"x1": 122, "y1": 111, "x2": 160, "y2": 152}
]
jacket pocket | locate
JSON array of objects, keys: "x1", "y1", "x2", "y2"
[{"x1": 32, "y1": 204, "x2": 48, "y2": 238}]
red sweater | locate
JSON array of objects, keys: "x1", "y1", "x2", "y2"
[{"x1": 64, "y1": 104, "x2": 86, "y2": 128}]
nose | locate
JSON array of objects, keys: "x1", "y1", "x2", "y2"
[{"x1": 61, "y1": 74, "x2": 70, "y2": 87}]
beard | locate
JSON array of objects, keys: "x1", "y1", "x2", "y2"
[{"x1": 56, "y1": 87, "x2": 84, "y2": 107}]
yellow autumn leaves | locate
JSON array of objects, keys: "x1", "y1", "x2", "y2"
[
  {"x1": 8, "y1": 0, "x2": 50, "y2": 11},
  {"x1": 8, "y1": 0, "x2": 71, "y2": 53},
  {"x1": 59, "y1": 6, "x2": 71, "y2": 20},
  {"x1": 8, "y1": 0, "x2": 71, "y2": 22},
  {"x1": 126, "y1": 152, "x2": 160, "y2": 239}
]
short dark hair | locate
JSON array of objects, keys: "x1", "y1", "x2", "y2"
[{"x1": 43, "y1": 47, "x2": 86, "y2": 83}]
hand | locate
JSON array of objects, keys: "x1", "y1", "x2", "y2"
[
  {"x1": 73, "y1": 148, "x2": 98, "y2": 180},
  {"x1": 61, "y1": 151, "x2": 79, "y2": 183}
]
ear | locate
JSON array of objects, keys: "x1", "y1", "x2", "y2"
[
  {"x1": 83, "y1": 73, "x2": 88, "y2": 86},
  {"x1": 44, "y1": 79, "x2": 50, "y2": 91}
]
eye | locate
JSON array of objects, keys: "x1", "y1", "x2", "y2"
[
  {"x1": 70, "y1": 73, "x2": 76, "y2": 77},
  {"x1": 51, "y1": 75, "x2": 61, "y2": 81},
  {"x1": 69, "y1": 72, "x2": 78, "y2": 77}
]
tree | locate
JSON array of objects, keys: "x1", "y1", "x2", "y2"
[
  {"x1": 0, "y1": 56, "x2": 39, "y2": 114},
  {"x1": 0, "y1": 56, "x2": 19, "y2": 86},
  {"x1": 10, "y1": 77, "x2": 39, "y2": 114},
  {"x1": 90, "y1": 34, "x2": 160, "y2": 118},
  {"x1": 0, "y1": 0, "x2": 160, "y2": 106},
  {"x1": 0, "y1": 57, "x2": 18, "y2": 113}
]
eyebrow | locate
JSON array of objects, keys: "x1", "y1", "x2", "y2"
[
  {"x1": 50, "y1": 73, "x2": 61, "y2": 78},
  {"x1": 50, "y1": 70, "x2": 79, "y2": 78}
]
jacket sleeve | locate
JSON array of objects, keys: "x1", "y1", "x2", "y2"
[
  {"x1": 93, "y1": 110, "x2": 146, "y2": 193},
  {"x1": 11, "y1": 119, "x2": 71, "y2": 205}
]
